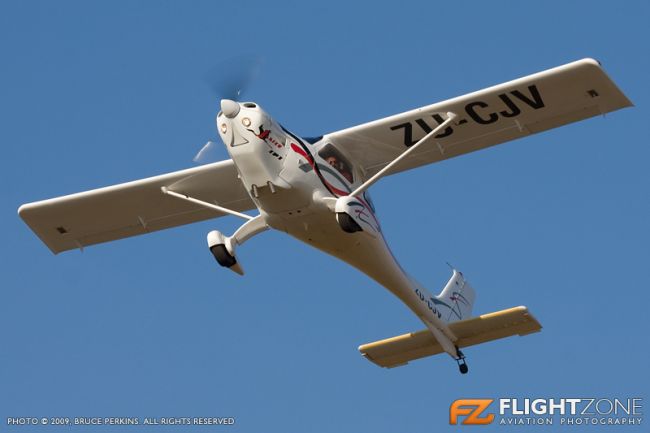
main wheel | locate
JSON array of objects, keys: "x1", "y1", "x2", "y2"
[
  {"x1": 459, "y1": 363, "x2": 469, "y2": 374},
  {"x1": 210, "y1": 244, "x2": 237, "y2": 268},
  {"x1": 337, "y1": 213, "x2": 362, "y2": 233}
]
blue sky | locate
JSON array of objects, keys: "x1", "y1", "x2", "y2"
[{"x1": 1, "y1": 1, "x2": 648, "y2": 432}]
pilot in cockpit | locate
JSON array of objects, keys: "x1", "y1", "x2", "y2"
[{"x1": 320, "y1": 145, "x2": 354, "y2": 183}]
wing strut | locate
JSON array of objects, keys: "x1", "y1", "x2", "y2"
[
  {"x1": 161, "y1": 187, "x2": 254, "y2": 220},
  {"x1": 349, "y1": 112, "x2": 457, "y2": 197}
]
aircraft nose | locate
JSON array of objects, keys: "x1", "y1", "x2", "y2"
[{"x1": 221, "y1": 99, "x2": 240, "y2": 118}]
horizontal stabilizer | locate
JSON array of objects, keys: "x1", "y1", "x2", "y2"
[{"x1": 358, "y1": 306, "x2": 541, "y2": 368}]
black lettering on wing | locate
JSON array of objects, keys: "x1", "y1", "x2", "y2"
[
  {"x1": 465, "y1": 101, "x2": 498, "y2": 125},
  {"x1": 390, "y1": 122, "x2": 416, "y2": 147},
  {"x1": 391, "y1": 84, "x2": 543, "y2": 144},
  {"x1": 498, "y1": 94, "x2": 521, "y2": 118},
  {"x1": 415, "y1": 118, "x2": 432, "y2": 133},
  {"x1": 411, "y1": 116, "x2": 454, "y2": 143},
  {"x1": 511, "y1": 85, "x2": 545, "y2": 110},
  {"x1": 430, "y1": 114, "x2": 454, "y2": 138}
]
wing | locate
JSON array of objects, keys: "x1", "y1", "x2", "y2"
[
  {"x1": 326, "y1": 58, "x2": 632, "y2": 178},
  {"x1": 19, "y1": 159, "x2": 254, "y2": 254},
  {"x1": 358, "y1": 306, "x2": 541, "y2": 368}
]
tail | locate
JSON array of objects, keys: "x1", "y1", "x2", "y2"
[
  {"x1": 359, "y1": 268, "x2": 542, "y2": 370},
  {"x1": 434, "y1": 269, "x2": 476, "y2": 323}
]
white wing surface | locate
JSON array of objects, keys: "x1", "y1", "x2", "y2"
[
  {"x1": 19, "y1": 160, "x2": 254, "y2": 253},
  {"x1": 326, "y1": 58, "x2": 632, "y2": 178}
]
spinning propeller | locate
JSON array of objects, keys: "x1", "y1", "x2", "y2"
[{"x1": 193, "y1": 56, "x2": 263, "y2": 164}]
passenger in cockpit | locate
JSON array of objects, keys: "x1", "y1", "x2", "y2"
[{"x1": 325, "y1": 154, "x2": 353, "y2": 183}]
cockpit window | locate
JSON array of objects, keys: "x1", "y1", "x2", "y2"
[{"x1": 318, "y1": 144, "x2": 354, "y2": 183}]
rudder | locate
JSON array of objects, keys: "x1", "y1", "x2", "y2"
[{"x1": 434, "y1": 269, "x2": 476, "y2": 322}]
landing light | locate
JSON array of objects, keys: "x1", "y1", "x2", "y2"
[
  {"x1": 242, "y1": 117, "x2": 251, "y2": 127},
  {"x1": 220, "y1": 123, "x2": 227, "y2": 133}
]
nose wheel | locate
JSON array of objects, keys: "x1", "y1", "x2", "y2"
[{"x1": 455, "y1": 347, "x2": 469, "y2": 374}]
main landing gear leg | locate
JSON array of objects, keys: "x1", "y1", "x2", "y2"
[
  {"x1": 455, "y1": 346, "x2": 469, "y2": 374},
  {"x1": 160, "y1": 187, "x2": 269, "y2": 276},
  {"x1": 207, "y1": 215, "x2": 269, "y2": 275}
]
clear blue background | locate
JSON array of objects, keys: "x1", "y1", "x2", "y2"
[{"x1": 1, "y1": 1, "x2": 648, "y2": 432}]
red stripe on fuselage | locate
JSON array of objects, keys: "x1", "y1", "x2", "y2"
[{"x1": 289, "y1": 142, "x2": 380, "y2": 229}]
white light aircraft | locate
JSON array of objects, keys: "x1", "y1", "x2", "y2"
[{"x1": 19, "y1": 59, "x2": 631, "y2": 373}]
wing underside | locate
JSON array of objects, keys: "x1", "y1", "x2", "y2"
[
  {"x1": 19, "y1": 159, "x2": 254, "y2": 254},
  {"x1": 327, "y1": 58, "x2": 632, "y2": 178}
]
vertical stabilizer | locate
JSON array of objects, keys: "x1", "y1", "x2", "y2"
[{"x1": 434, "y1": 270, "x2": 476, "y2": 323}]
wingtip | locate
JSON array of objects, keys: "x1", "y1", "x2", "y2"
[
  {"x1": 574, "y1": 57, "x2": 602, "y2": 69},
  {"x1": 17, "y1": 203, "x2": 30, "y2": 218}
]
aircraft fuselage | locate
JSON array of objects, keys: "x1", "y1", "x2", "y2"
[{"x1": 216, "y1": 100, "x2": 459, "y2": 355}]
